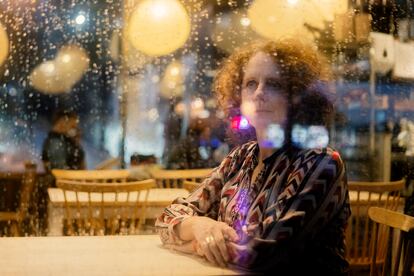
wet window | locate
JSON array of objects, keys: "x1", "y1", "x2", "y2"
[{"x1": 0, "y1": 0, "x2": 413, "y2": 237}]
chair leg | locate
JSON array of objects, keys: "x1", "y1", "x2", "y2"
[
  {"x1": 10, "y1": 221, "x2": 20, "y2": 237},
  {"x1": 401, "y1": 237, "x2": 413, "y2": 276}
]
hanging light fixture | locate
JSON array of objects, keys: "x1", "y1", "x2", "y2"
[
  {"x1": 127, "y1": 0, "x2": 191, "y2": 56},
  {"x1": 248, "y1": 0, "x2": 304, "y2": 40},
  {"x1": 0, "y1": 23, "x2": 9, "y2": 67},
  {"x1": 29, "y1": 45, "x2": 89, "y2": 94},
  {"x1": 248, "y1": 0, "x2": 348, "y2": 41}
]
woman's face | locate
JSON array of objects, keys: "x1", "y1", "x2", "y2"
[{"x1": 240, "y1": 52, "x2": 288, "y2": 132}]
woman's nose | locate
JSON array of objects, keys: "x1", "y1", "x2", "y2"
[{"x1": 253, "y1": 84, "x2": 265, "y2": 100}]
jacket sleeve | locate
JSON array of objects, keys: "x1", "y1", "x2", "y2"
[{"x1": 155, "y1": 148, "x2": 238, "y2": 245}]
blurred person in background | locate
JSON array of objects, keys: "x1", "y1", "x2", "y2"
[
  {"x1": 128, "y1": 153, "x2": 159, "y2": 180},
  {"x1": 38, "y1": 110, "x2": 85, "y2": 233},
  {"x1": 166, "y1": 120, "x2": 221, "y2": 169},
  {"x1": 42, "y1": 110, "x2": 85, "y2": 173}
]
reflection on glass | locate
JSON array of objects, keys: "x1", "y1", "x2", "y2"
[
  {"x1": 231, "y1": 115, "x2": 250, "y2": 130},
  {"x1": 264, "y1": 123, "x2": 284, "y2": 148},
  {"x1": 292, "y1": 124, "x2": 329, "y2": 149}
]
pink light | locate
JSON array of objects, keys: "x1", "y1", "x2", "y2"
[{"x1": 231, "y1": 115, "x2": 250, "y2": 130}]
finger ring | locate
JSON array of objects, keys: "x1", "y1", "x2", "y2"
[{"x1": 205, "y1": 235, "x2": 214, "y2": 244}]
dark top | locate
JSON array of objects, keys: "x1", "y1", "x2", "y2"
[{"x1": 41, "y1": 131, "x2": 85, "y2": 171}]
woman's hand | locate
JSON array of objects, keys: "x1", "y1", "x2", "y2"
[{"x1": 175, "y1": 216, "x2": 239, "y2": 267}]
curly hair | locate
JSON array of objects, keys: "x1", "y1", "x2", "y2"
[{"x1": 213, "y1": 40, "x2": 334, "y2": 128}]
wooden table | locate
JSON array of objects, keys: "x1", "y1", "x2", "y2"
[
  {"x1": 47, "y1": 188, "x2": 189, "y2": 236},
  {"x1": 0, "y1": 235, "x2": 238, "y2": 275}
]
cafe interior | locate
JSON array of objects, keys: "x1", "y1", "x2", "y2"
[{"x1": 0, "y1": 0, "x2": 414, "y2": 275}]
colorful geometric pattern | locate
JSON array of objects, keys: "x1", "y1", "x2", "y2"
[{"x1": 156, "y1": 141, "x2": 351, "y2": 273}]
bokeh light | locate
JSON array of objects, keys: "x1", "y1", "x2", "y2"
[
  {"x1": 29, "y1": 45, "x2": 89, "y2": 94},
  {"x1": 75, "y1": 14, "x2": 86, "y2": 25},
  {"x1": 248, "y1": 0, "x2": 348, "y2": 42},
  {"x1": 127, "y1": 0, "x2": 191, "y2": 56},
  {"x1": 211, "y1": 10, "x2": 261, "y2": 53},
  {"x1": 160, "y1": 60, "x2": 186, "y2": 98},
  {"x1": 0, "y1": 23, "x2": 9, "y2": 67}
]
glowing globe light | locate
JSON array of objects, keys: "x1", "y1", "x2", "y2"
[
  {"x1": 61, "y1": 54, "x2": 71, "y2": 63},
  {"x1": 30, "y1": 61, "x2": 72, "y2": 94},
  {"x1": 127, "y1": 0, "x2": 191, "y2": 56},
  {"x1": 29, "y1": 45, "x2": 89, "y2": 94},
  {"x1": 248, "y1": 0, "x2": 348, "y2": 41},
  {"x1": 55, "y1": 45, "x2": 90, "y2": 84},
  {"x1": 287, "y1": 0, "x2": 299, "y2": 6},
  {"x1": 0, "y1": 23, "x2": 9, "y2": 67},
  {"x1": 41, "y1": 62, "x2": 56, "y2": 75},
  {"x1": 248, "y1": 0, "x2": 304, "y2": 40}
]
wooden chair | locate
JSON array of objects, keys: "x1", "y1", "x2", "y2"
[
  {"x1": 0, "y1": 162, "x2": 37, "y2": 236},
  {"x1": 346, "y1": 179, "x2": 405, "y2": 273},
  {"x1": 182, "y1": 180, "x2": 202, "y2": 193},
  {"x1": 52, "y1": 169, "x2": 130, "y2": 183},
  {"x1": 150, "y1": 168, "x2": 212, "y2": 188},
  {"x1": 368, "y1": 207, "x2": 414, "y2": 276},
  {"x1": 55, "y1": 177, "x2": 155, "y2": 236}
]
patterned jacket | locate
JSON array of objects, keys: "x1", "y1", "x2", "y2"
[{"x1": 156, "y1": 141, "x2": 351, "y2": 274}]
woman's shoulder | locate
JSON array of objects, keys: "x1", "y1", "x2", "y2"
[
  {"x1": 228, "y1": 141, "x2": 258, "y2": 158},
  {"x1": 293, "y1": 146, "x2": 344, "y2": 168}
]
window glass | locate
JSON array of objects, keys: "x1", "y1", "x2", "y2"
[{"x1": 0, "y1": 0, "x2": 413, "y2": 236}]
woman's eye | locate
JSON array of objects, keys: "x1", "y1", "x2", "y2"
[
  {"x1": 267, "y1": 80, "x2": 282, "y2": 89},
  {"x1": 246, "y1": 80, "x2": 257, "y2": 88}
]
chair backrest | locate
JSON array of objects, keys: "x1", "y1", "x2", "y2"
[
  {"x1": 346, "y1": 179, "x2": 405, "y2": 270},
  {"x1": 150, "y1": 168, "x2": 212, "y2": 188},
  {"x1": 0, "y1": 162, "x2": 37, "y2": 236},
  {"x1": 55, "y1": 177, "x2": 155, "y2": 235},
  {"x1": 17, "y1": 162, "x2": 37, "y2": 220},
  {"x1": 368, "y1": 207, "x2": 414, "y2": 276},
  {"x1": 0, "y1": 172, "x2": 25, "y2": 212},
  {"x1": 182, "y1": 180, "x2": 201, "y2": 193},
  {"x1": 52, "y1": 169, "x2": 130, "y2": 183}
]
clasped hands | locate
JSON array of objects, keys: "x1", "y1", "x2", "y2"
[{"x1": 171, "y1": 216, "x2": 241, "y2": 267}]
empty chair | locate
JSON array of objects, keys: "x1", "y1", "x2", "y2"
[
  {"x1": 0, "y1": 162, "x2": 37, "y2": 236},
  {"x1": 150, "y1": 168, "x2": 212, "y2": 188},
  {"x1": 346, "y1": 179, "x2": 405, "y2": 273},
  {"x1": 368, "y1": 207, "x2": 414, "y2": 276},
  {"x1": 55, "y1": 177, "x2": 155, "y2": 236},
  {"x1": 52, "y1": 169, "x2": 130, "y2": 183}
]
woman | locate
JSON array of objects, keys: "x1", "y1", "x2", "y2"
[{"x1": 156, "y1": 40, "x2": 351, "y2": 275}]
